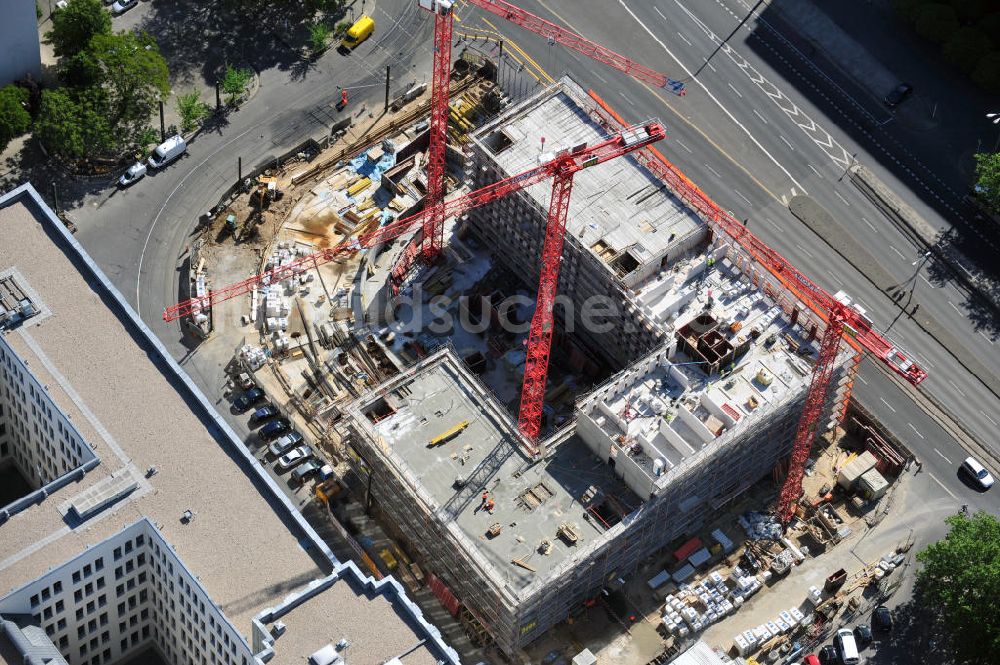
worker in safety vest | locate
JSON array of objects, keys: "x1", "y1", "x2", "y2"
[{"x1": 339, "y1": 89, "x2": 349, "y2": 109}]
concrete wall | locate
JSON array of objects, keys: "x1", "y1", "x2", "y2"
[{"x1": 0, "y1": 0, "x2": 41, "y2": 85}]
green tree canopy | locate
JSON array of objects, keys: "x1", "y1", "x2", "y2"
[
  {"x1": 0, "y1": 85, "x2": 32, "y2": 152},
  {"x1": 972, "y1": 51, "x2": 1000, "y2": 93},
  {"x1": 943, "y1": 28, "x2": 993, "y2": 73},
  {"x1": 86, "y1": 31, "x2": 170, "y2": 148},
  {"x1": 45, "y1": 0, "x2": 111, "y2": 58},
  {"x1": 35, "y1": 88, "x2": 115, "y2": 159},
  {"x1": 914, "y1": 3, "x2": 960, "y2": 43},
  {"x1": 973, "y1": 152, "x2": 1000, "y2": 214},
  {"x1": 916, "y1": 511, "x2": 1000, "y2": 664}
]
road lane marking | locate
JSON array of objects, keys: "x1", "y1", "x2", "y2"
[
  {"x1": 920, "y1": 274, "x2": 935, "y2": 287},
  {"x1": 928, "y1": 472, "x2": 958, "y2": 500},
  {"x1": 765, "y1": 217, "x2": 780, "y2": 230},
  {"x1": 779, "y1": 135, "x2": 793, "y2": 149},
  {"x1": 655, "y1": 6, "x2": 668, "y2": 20},
  {"x1": 734, "y1": 189, "x2": 752, "y2": 206},
  {"x1": 616, "y1": 0, "x2": 807, "y2": 194},
  {"x1": 979, "y1": 330, "x2": 994, "y2": 345},
  {"x1": 727, "y1": 82, "x2": 743, "y2": 98},
  {"x1": 889, "y1": 245, "x2": 905, "y2": 260},
  {"x1": 907, "y1": 422, "x2": 924, "y2": 439},
  {"x1": 677, "y1": 31, "x2": 692, "y2": 46},
  {"x1": 947, "y1": 379, "x2": 966, "y2": 397},
  {"x1": 855, "y1": 373, "x2": 867, "y2": 385},
  {"x1": 879, "y1": 397, "x2": 896, "y2": 413},
  {"x1": 948, "y1": 300, "x2": 961, "y2": 314},
  {"x1": 833, "y1": 190, "x2": 850, "y2": 206},
  {"x1": 790, "y1": 187, "x2": 797, "y2": 196},
  {"x1": 752, "y1": 108, "x2": 768, "y2": 124},
  {"x1": 705, "y1": 164, "x2": 722, "y2": 178},
  {"x1": 807, "y1": 163, "x2": 822, "y2": 178},
  {"x1": 619, "y1": 91, "x2": 636, "y2": 107},
  {"x1": 826, "y1": 269, "x2": 843, "y2": 285},
  {"x1": 982, "y1": 410, "x2": 998, "y2": 426},
  {"x1": 861, "y1": 216, "x2": 877, "y2": 232},
  {"x1": 933, "y1": 448, "x2": 953, "y2": 465},
  {"x1": 675, "y1": 139, "x2": 693, "y2": 153},
  {"x1": 702, "y1": 58, "x2": 717, "y2": 73},
  {"x1": 795, "y1": 243, "x2": 814, "y2": 258}
]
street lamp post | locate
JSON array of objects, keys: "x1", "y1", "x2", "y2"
[{"x1": 989, "y1": 113, "x2": 1000, "y2": 151}]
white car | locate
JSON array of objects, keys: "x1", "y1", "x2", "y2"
[
  {"x1": 118, "y1": 161, "x2": 146, "y2": 187},
  {"x1": 276, "y1": 445, "x2": 313, "y2": 472},
  {"x1": 961, "y1": 457, "x2": 994, "y2": 490},
  {"x1": 111, "y1": 0, "x2": 138, "y2": 15}
]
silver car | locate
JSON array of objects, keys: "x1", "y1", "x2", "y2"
[
  {"x1": 276, "y1": 445, "x2": 313, "y2": 472},
  {"x1": 961, "y1": 456, "x2": 994, "y2": 490},
  {"x1": 111, "y1": 0, "x2": 138, "y2": 15},
  {"x1": 268, "y1": 431, "x2": 303, "y2": 457}
]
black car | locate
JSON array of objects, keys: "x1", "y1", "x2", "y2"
[
  {"x1": 872, "y1": 605, "x2": 893, "y2": 632},
  {"x1": 818, "y1": 645, "x2": 839, "y2": 665},
  {"x1": 259, "y1": 418, "x2": 292, "y2": 440},
  {"x1": 233, "y1": 388, "x2": 265, "y2": 412},
  {"x1": 249, "y1": 404, "x2": 279, "y2": 425},
  {"x1": 853, "y1": 623, "x2": 873, "y2": 648},
  {"x1": 884, "y1": 83, "x2": 913, "y2": 108}
]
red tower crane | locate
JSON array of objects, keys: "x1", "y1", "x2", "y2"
[
  {"x1": 405, "y1": 0, "x2": 685, "y2": 270},
  {"x1": 586, "y1": 93, "x2": 927, "y2": 523}
]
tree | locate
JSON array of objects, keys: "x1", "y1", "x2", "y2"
[
  {"x1": 914, "y1": 3, "x2": 960, "y2": 43},
  {"x1": 35, "y1": 88, "x2": 114, "y2": 159},
  {"x1": 973, "y1": 152, "x2": 1000, "y2": 213},
  {"x1": 892, "y1": 0, "x2": 933, "y2": 23},
  {"x1": 176, "y1": 92, "x2": 210, "y2": 133},
  {"x1": 221, "y1": 65, "x2": 253, "y2": 106},
  {"x1": 86, "y1": 32, "x2": 170, "y2": 147},
  {"x1": 309, "y1": 21, "x2": 332, "y2": 54},
  {"x1": 916, "y1": 512, "x2": 1000, "y2": 665},
  {"x1": 943, "y1": 27, "x2": 993, "y2": 74},
  {"x1": 972, "y1": 52, "x2": 1000, "y2": 93},
  {"x1": 0, "y1": 85, "x2": 32, "y2": 152},
  {"x1": 45, "y1": 0, "x2": 111, "y2": 58}
]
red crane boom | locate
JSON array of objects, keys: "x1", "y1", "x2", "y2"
[
  {"x1": 162, "y1": 122, "x2": 665, "y2": 322},
  {"x1": 396, "y1": 0, "x2": 685, "y2": 278},
  {"x1": 585, "y1": 91, "x2": 926, "y2": 524}
]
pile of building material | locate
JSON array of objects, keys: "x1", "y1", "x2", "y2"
[
  {"x1": 739, "y1": 511, "x2": 782, "y2": 541},
  {"x1": 731, "y1": 607, "x2": 806, "y2": 656},
  {"x1": 661, "y1": 570, "x2": 751, "y2": 638},
  {"x1": 239, "y1": 344, "x2": 268, "y2": 371}
]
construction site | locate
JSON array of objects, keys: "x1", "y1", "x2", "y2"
[{"x1": 162, "y1": 2, "x2": 930, "y2": 663}]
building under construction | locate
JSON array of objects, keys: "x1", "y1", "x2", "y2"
[{"x1": 342, "y1": 78, "x2": 856, "y2": 656}]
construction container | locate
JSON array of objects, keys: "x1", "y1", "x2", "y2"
[
  {"x1": 837, "y1": 450, "x2": 878, "y2": 490},
  {"x1": 859, "y1": 468, "x2": 889, "y2": 500}
]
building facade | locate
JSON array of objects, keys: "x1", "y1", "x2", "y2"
[{"x1": 0, "y1": 0, "x2": 42, "y2": 85}]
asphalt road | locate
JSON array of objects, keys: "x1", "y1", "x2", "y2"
[{"x1": 453, "y1": 0, "x2": 1000, "y2": 467}]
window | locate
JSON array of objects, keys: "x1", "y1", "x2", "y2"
[
  {"x1": 30, "y1": 594, "x2": 39, "y2": 607},
  {"x1": 113, "y1": 547, "x2": 122, "y2": 562},
  {"x1": 53, "y1": 581, "x2": 62, "y2": 594}
]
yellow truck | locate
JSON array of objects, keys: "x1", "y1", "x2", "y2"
[{"x1": 341, "y1": 15, "x2": 375, "y2": 49}]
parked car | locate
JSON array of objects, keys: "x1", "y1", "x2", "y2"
[
  {"x1": 111, "y1": 0, "x2": 138, "y2": 14},
  {"x1": 147, "y1": 135, "x2": 187, "y2": 169},
  {"x1": 268, "y1": 431, "x2": 304, "y2": 457},
  {"x1": 290, "y1": 458, "x2": 323, "y2": 484},
  {"x1": 834, "y1": 628, "x2": 860, "y2": 665},
  {"x1": 872, "y1": 605, "x2": 893, "y2": 633},
  {"x1": 276, "y1": 445, "x2": 313, "y2": 472},
  {"x1": 817, "y1": 645, "x2": 838, "y2": 665},
  {"x1": 960, "y1": 456, "x2": 995, "y2": 490},
  {"x1": 118, "y1": 161, "x2": 146, "y2": 187},
  {"x1": 259, "y1": 419, "x2": 292, "y2": 441},
  {"x1": 340, "y1": 15, "x2": 375, "y2": 50},
  {"x1": 853, "y1": 623, "x2": 873, "y2": 648},
  {"x1": 233, "y1": 388, "x2": 265, "y2": 412},
  {"x1": 883, "y1": 83, "x2": 912, "y2": 108},
  {"x1": 249, "y1": 404, "x2": 279, "y2": 425}
]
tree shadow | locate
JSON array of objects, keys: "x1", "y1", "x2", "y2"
[
  {"x1": 925, "y1": 228, "x2": 1000, "y2": 339},
  {"x1": 134, "y1": 0, "x2": 334, "y2": 90},
  {"x1": 875, "y1": 589, "x2": 955, "y2": 665}
]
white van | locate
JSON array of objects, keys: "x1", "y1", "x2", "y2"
[
  {"x1": 834, "y1": 628, "x2": 859, "y2": 664},
  {"x1": 147, "y1": 135, "x2": 187, "y2": 169}
]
